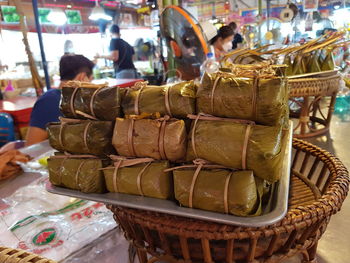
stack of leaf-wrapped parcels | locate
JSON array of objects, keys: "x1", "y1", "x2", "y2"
[
  {"x1": 47, "y1": 63, "x2": 289, "y2": 217},
  {"x1": 47, "y1": 80, "x2": 196, "y2": 197},
  {"x1": 222, "y1": 32, "x2": 345, "y2": 76}
]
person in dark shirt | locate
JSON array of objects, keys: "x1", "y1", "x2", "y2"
[
  {"x1": 228, "y1": 22, "x2": 243, "y2": 50},
  {"x1": 26, "y1": 55, "x2": 94, "y2": 146},
  {"x1": 96, "y1": 24, "x2": 137, "y2": 79}
]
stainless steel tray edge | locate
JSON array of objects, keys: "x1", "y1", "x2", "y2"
[{"x1": 46, "y1": 124, "x2": 292, "y2": 227}]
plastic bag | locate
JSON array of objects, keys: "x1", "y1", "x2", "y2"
[{"x1": 0, "y1": 177, "x2": 115, "y2": 261}]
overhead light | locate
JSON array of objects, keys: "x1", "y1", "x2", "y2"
[
  {"x1": 47, "y1": 8, "x2": 67, "y2": 25},
  {"x1": 89, "y1": 0, "x2": 112, "y2": 21}
]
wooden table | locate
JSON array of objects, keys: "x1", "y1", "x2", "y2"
[{"x1": 0, "y1": 96, "x2": 37, "y2": 139}]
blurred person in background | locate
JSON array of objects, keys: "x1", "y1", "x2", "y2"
[
  {"x1": 26, "y1": 55, "x2": 94, "y2": 146},
  {"x1": 210, "y1": 25, "x2": 234, "y2": 59},
  {"x1": 95, "y1": 24, "x2": 137, "y2": 79},
  {"x1": 63, "y1": 40, "x2": 75, "y2": 55},
  {"x1": 228, "y1": 21, "x2": 243, "y2": 50}
]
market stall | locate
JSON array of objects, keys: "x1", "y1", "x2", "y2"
[{"x1": 1, "y1": 0, "x2": 350, "y2": 262}]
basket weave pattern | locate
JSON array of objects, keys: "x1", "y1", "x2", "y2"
[
  {"x1": 0, "y1": 247, "x2": 57, "y2": 263},
  {"x1": 288, "y1": 75, "x2": 340, "y2": 98},
  {"x1": 108, "y1": 139, "x2": 350, "y2": 263},
  {"x1": 288, "y1": 75, "x2": 340, "y2": 138}
]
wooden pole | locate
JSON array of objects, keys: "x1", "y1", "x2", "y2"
[{"x1": 13, "y1": 0, "x2": 44, "y2": 97}]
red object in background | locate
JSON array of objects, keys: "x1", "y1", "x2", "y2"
[
  {"x1": 0, "y1": 79, "x2": 140, "y2": 139},
  {"x1": 0, "y1": 97, "x2": 37, "y2": 139},
  {"x1": 224, "y1": 1, "x2": 230, "y2": 10}
]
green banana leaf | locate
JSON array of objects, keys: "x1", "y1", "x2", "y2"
[
  {"x1": 198, "y1": 72, "x2": 288, "y2": 126},
  {"x1": 103, "y1": 161, "x2": 172, "y2": 199},
  {"x1": 292, "y1": 53, "x2": 307, "y2": 75},
  {"x1": 113, "y1": 118, "x2": 187, "y2": 162},
  {"x1": 60, "y1": 82, "x2": 124, "y2": 121},
  {"x1": 174, "y1": 168, "x2": 262, "y2": 216},
  {"x1": 283, "y1": 55, "x2": 294, "y2": 76},
  {"x1": 48, "y1": 120, "x2": 115, "y2": 156},
  {"x1": 321, "y1": 49, "x2": 335, "y2": 71},
  {"x1": 122, "y1": 81, "x2": 196, "y2": 118},
  {"x1": 186, "y1": 119, "x2": 283, "y2": 183},
  {"x1": 48, "y1": 157, "x2": 107, "y2": 193},
  {"x1": 308, "y1": 50, "x2": 322, "y2": 73},
  {"x1": 318, "y1": 48, "x2": 326, "y2": 66}
]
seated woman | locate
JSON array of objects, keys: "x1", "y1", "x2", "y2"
[
  {"x1": 210, "y1": 26, "x2": 234, "y2": 60},
  {"x1": 25, "y1": 55, "x2": 94, "y2": 146}
]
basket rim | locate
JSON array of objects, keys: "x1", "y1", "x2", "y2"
[
  {"x1": 0, "y1": 246, "x2": 57, "y2": 263},
  {"x1": 288, "y1": 74, "x2": 340, "y2": 84}
]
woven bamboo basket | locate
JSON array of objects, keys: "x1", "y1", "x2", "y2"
[
  {"x1": 0, "y1": 247, "x2": 57, "y2": 263},
  {"x1": 288, "y1": 74, "x2": 340, "y2": 97},
  {"x1": 108, "y1": 139, "x2": 350, "y2": 263},
  {"x1": 288, "y1": 74, "x2": 340, "y2": 138}
]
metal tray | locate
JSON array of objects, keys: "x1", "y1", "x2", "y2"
[{"x1": 47, "y1": 125, "x2": 292, "y2": 227}]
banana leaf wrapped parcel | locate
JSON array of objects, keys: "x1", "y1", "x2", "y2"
[
  {"x1": 103, "y1": 157, "x2": 172, "y2": 199},
  {"x1": 321, "y1": 48, "x2": 335, "y2": 71},
  {"x1": 308, "y1": 50, "x2": 322, "y2": 73},
  {"x1": 198, "y1": 65, "x2": 288, "y2": 126},
  {"x1": 48, "y1": 155, "x2": 107, "y2": 193},
  {"x1": 186, "y1": 115, "x2": 283, "y2": 183},
  {"x1": 112, "y1": 116, "x2": 187, "y2": 162},
  {"x1": 60, "y1": 81, "x2": 124, "y2": 121},
  {"x1": 283, "y1": 54, "x2": 294, "y2": 76},
  {"x1": 172, "y1": 161, "x2": 262, "y2": 216},
  {"x1": 122, "y1": 81, "x2": 196, "y2": 118},
  {"x1": 48, "y1": 118, "x2": 115, "y2": 156}
]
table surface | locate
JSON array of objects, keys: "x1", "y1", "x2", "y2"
[
  {"x1": 0, "y1": 141, "x2": 51, "y2": 199},
  {"x1": 0, "y1": 96, "x2": 37, "y2": 112},
  {"x1": 0, "y1": 142, "x2": 131, "y2": 263}
]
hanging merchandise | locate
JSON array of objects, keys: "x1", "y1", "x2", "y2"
[
  {"x1": 305, "y1": 12, "x2": 314, "y2": 31},
  {"x1": 280, "y1": 0, "x2": 299, "y2": 22},
  {"x1": 280, "y1": 7, "x2": 294, "y2": 22},
  {"x1": 303, "y1": 0, "x2": 319, "y2": 11}
]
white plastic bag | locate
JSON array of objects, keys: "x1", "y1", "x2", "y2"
[{"x1": 0, "y1": 177, "x2": 116, "y2": 261}]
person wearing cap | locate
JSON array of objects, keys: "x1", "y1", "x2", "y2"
[{"x1": 26, "y1": 55, "x2": 95, "y2": 146}]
